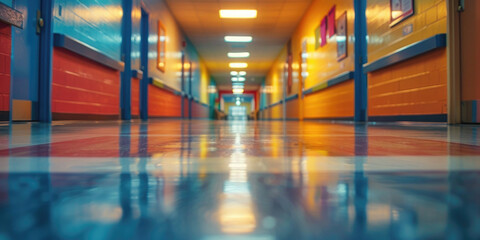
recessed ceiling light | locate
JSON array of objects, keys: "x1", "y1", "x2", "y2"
[
  {"x1": 228, "y1": 52, "x2": 250, "y2": 58},
  {"x1": 224, "y1": 36, "x2": 253, "y2": 43},
  {"x1": 229, "y1": 62, "x2": 248, "y2": 68},
  {"x1": 239, "y1": 71, "x2": 247, "y2": 76},
  {"x1": 238, "y1": 77, "x2": 246, "y2": 81},
  {"x1": 232, "y1": 77, "x2": 239, "y2": 81},
  {"x1": 219, "y1": 10, "x2": 257, "y2": 19},
  {"x1": 230, "y1": 71, "x2": 238, "y2": 76}
]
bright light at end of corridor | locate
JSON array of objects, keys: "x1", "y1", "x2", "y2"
[
  {"x1": 224, "y1": 36, "x2": 253, "y2": 43},
  {"x1": 229, "y1": 63, "x2": 248, "y2": 68},
  {"x1": 233, "y1": 89, "x2": 244, "y2": 94},
  {"x1": 219, "y1": 9, "x2": 257, "y2": 19},
  {"x1": 228, "y1": 52, "x2": 250, "y2": 58}
]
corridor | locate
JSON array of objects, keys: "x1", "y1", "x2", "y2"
[
  {"x1": 1, "y1": 0, "x2": 480, "y2": 239},
  {"x1": 0, "y1": 120, "x2": 480, "y2": 239}
]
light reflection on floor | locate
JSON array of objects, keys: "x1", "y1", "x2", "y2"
[{"x1": 0, "y1": 119, "x2": 479, "y2": 239}]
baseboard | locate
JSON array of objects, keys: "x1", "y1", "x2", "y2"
[
  {"x1": 0, "y1": 111, "x2": 9, "y2": 121},
  {"x1": 368, "y1": 114, "x2": 447, "y2": 122},
  {"x1": 53, "y1": 113, "x2": 120, "y2": 121}
]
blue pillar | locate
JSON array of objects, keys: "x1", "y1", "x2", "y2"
[
  {"x1": 139, "y1": 8, "x2": 149, "y2": 121},
  {"x1": 354, "y1": 0, "x2": 368, "y2": 122},
  {"x1": 38, "y1": 0, "x2": 54, "y2": 122},
  {"x1": 121, "y1": 0, "x2": 133, "y2": 120},
  {"x1": 181, "y1": 52, "x2": 185, "y2": 118}
]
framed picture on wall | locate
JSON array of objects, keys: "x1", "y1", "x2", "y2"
[
  {"x1": 390, "y1": 0, "x2": 414, "y2": 27},
  {"x1": 157, "y1": 21, "x2": 166, "y2": 72},
  {"x1": 336, "y1": 11, "x2": 347, "y2": 61}
]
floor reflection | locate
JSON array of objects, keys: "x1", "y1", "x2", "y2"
[
  {"x1": 2, "y1": 170, "x2": 480, "y2": 239},
  {"x1": 0, "y1": 120, "x2": 479, "y2": 239}
]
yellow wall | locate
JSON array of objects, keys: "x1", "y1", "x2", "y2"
[
  {"x1": 262, "y1": 0, "x2": 448, "y2": 120},
  {"x1": 264, "y1": 0, "x2": 355, "y2": 119},
  {"x1": 292, "y1": 0, "x2": 355, "y2": 90},
  {"x1": 199, "y1": 61, "x2": 211, "y2": 104},
  {"x1": 366, "y1": 0, "x2": 447, "y2": 117},
  {"x1": 146, "y1": 0, "x2": 212, "y2": 105},
  {"x1": 366, "y1": 0, "x2": 447, "y2": 62},
  {"x1": 265, "y1": 47, "x2": 287, "y2": 105}
]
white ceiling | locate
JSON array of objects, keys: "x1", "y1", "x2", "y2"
[{"x1": 165, "y1": 0, "x2": 312, "y2": 91}]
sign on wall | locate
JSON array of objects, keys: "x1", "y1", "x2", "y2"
[
  {"x1": 336, "y1": 12, "x2": 347, "y2": 61},
  {"x1": 157, "y1": 21, "x2": 166, "y2": 72},
  {"x1": 390, "y1": 0, "x2": 414, "y2": 27}
]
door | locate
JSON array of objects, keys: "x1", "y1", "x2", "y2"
[
  {"x1": 140, "y1": 7, "x2": 149, "y2": 120},
  {"x1": 11, "y1": 0, "x2": 41, "y2": 121},
  {"x1": 460, "y1": 1, "x2": 480, "y2": 123}
]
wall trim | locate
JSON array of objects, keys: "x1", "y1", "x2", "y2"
[
  {"x1": 149, "y1": 77, "x2": 182, "y2": 95},
  {"x1": 285, "y1": 93, "x2": 299, "y2": 102},
  {"x1": 132, "y1": 69, "x2": 143, "y2": 79},
  {"x1": 53, "y1": 33, "x2": 124, "y2": 71},
  {"x1": 302, "y1": 71, "x2": 354, "y2": 96},
  {"x1": 368, "y1": 114, "x2": 447, "y2": 122},
  {"x1": 52, "y1": 113, "x2": 120, "y2": 121},
  {"x1": 0, "y1": 3, "x2": 22, "y2": 28},
  {"x1": 304, "y1": 117, "x2": 354, "y2": 121},
  {"x1": 363, "y1": 34, "x2": 447, "y2": 73},
  {"x1": 0, "y1": 111, "x2": 8, "y2": 121}
]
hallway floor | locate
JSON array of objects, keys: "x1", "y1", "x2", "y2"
[{"x1": 0, "y1": 120, "x2": 479, "y2": 239}]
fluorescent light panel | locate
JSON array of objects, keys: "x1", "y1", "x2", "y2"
[
  {"x1": 224, "y1": 36, "x2": 253, "y2": 43},
  {"x1": 229, "y1": 62, "x2": 248, "y2": 68},
  {"x1": 228, "y1": 52, "x2": 250, "y2": 58},
  {"x1": 219, "y1": 10, "x2": 257, "y2": 19}
]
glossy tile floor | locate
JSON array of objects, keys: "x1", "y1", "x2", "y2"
[{"x1": 0, "y1": 120, "x2": 480, "y2": 240}]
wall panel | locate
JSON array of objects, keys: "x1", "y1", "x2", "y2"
[
  {"x1": 52, "y1": 48, "x2": 120, "y2": 120},
  {"x1": 0, "y1": 22, "x2": 11, "y2": 120},
  {"x1": 148, "y1": 85, "x2": 181, "y2": 117},
  {"x1": 304, "y1": 80, "x2": 354, "y2": 119},
  {"x1": 368, "y1": 49, "x2": 447, "y2": 117}
]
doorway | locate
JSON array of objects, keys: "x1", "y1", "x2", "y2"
[
  {"x1": 11, "y1": 0, "x2": 41, "y2": 121},
  {"x1": 140, "y1": 7, "x2": 149, "y2": 120},
  {"x1": 459, "y1": 1, "x2": 480, "y2": 123}
]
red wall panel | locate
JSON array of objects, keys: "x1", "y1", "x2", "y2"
[
  {"x1": 148, "y1": 85, "x2": 181, "y2": 117},
  {"x1": 192, "y1": 101, "x2": 209, "y2": 118},
  {"x1": 52, "y1": 48, "x2": 120, "y2": 119},
  {"x1": 131, "y1": 77, "x2": 140, "y2": 117},
  {"x1": 0, "y1": 22, "x2": 11, "y2": 120}
]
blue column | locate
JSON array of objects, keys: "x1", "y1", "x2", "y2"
[
  {"x1": 181, "y1": 52, "x2": 185, "y2": 118},
  {"x1": 38, "y1": 0, "x2": 54, "y2": 122},
  {"x1": 121, "y1": 0, "x2": 132, "y2": 120},
  {"x1": 354, "y1": 0, "x2": 368, "y2": 122},
  {"x1": 139, "y1": 8, "x2": 149, "y2": 121}
]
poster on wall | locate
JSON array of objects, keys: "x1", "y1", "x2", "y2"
[
  {"x1": 336, "y1": 12, "x2": 347, "y2": 61},
  {"x1": 390, "y1": 0, "x2": 414, "y2": 27},
  {"x1": 320, "y1": 16, "x2": 327, "y2": 47},
  {"x1": 328, "y1": 6, "x2": 336, "y2": 38},
  {"x1": 157, "y1": 21, "x2": 166, "y2": 72}
]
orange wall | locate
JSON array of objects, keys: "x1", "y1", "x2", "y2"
[
  {"x1": 304, "y1": 80, "x2": 354, "y2": 119},
  {"x1": 148, "y1": 85, "x2": 181, "y2": 117},
  {"x1": 366, "y1": 0, "x2": 447, "y2": 117},
  {"x1": 131, "y1": 77, "x2": 140, "y2": 117},
  {"x1": 368, "y1": 49, "x2": 447, "y2": 116},
  {"x1": 459, "y1": 1, "x2": 480, "y2": 101}
]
